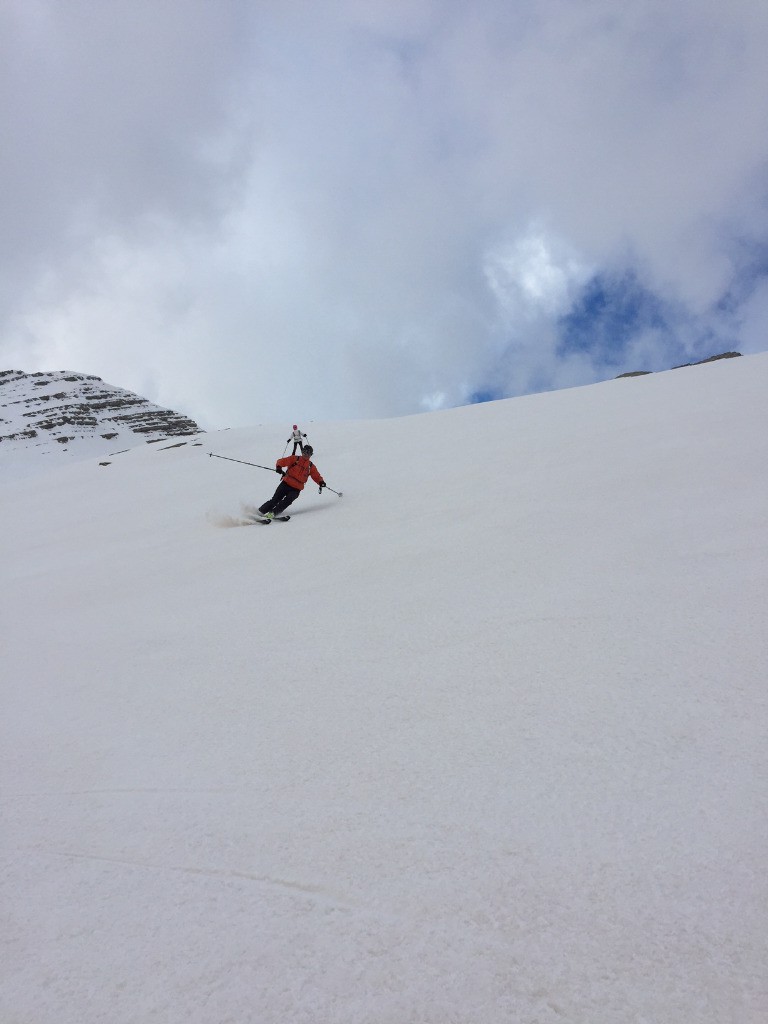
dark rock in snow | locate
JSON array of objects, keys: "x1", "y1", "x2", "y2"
[{"x1": 0, "y1": 370, "x2": 203, "y2": 464}]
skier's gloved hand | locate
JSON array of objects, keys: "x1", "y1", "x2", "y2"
[
  {"x1": 319, "y1": 482, "x2": 326, "y2": 493},
  {"x1": 276, "y1": 467, "x2": 284, "y2": 474},
  {"x1": 303, "y1": 433, "x2": 307, "y2": 438}
]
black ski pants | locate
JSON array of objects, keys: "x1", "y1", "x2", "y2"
[{"x1": 259, "y1": 481, "x2": 301, "y2": 516}]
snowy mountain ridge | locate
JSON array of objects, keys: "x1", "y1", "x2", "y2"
[
  {"x1": 0, "y1": 369, "x2": 202, "y2": 476},
  {"x1": 2, "y1": 353, "x2": 767, "y2": 1024}
]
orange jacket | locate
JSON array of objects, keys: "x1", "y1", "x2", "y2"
[{"x1": 275, "y1": 454, "x2": 324, "y2": 491}]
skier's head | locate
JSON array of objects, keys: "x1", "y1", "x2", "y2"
[
  {"x1": 302, "y1": 444, "x2": 313, "y2": 458},
  {"x1": 293, "y1": 424, "x2": 297, "y2": 430}
]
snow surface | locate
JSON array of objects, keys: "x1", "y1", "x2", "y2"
[{"x1": 2, "y1": 355, "x2": 767, "y2": 1023}]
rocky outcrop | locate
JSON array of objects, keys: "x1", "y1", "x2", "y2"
[
  {"x1": 0, "y1": 370, "x2": 202, "y2": 456},
  {"x1": 670, "y1": 351, "x2": 742, "y2": 370},
  {"x1": 616, "y1": 351, "x2": 741, "y2": 379}
]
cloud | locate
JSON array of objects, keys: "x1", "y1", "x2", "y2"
[{"x1": 2, "y1": 0, "x2": 768, "y2": 428}]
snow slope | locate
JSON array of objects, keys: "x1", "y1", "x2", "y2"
[{"x1": 2, "y1": 355, "x2": 767, "y2": 1024}]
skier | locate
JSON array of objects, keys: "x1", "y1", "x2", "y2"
[
  {"x1": 288, "y1": 424, "x2": 307, "y2": 456},
  {"x1": 257, "y1": 445, "x2": 325, "y2": 520}
]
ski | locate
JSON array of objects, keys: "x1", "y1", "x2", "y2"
[{"x1": 247, "y1": 514, "x2": 291, "y2": 524}]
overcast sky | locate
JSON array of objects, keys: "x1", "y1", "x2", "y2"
[{"x1": 2, "y1": 0, "x2": 768, "y2": 428}]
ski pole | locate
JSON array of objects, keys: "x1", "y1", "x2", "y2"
[
  {"x1": 325, "y1": 485, "x2": 343, "y2": 497},
  {"x1": 208, "y1": 453, "x2": 277, "y2": 472}
]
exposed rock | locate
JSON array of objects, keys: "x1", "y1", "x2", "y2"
[
  {"x1": 0, "y1": 370, "x2": 203, "y2": 463},
  {"x1": 672, "y1": 351, "x2": 742, "y2": 370},
  {"x1": 616, "y1": 351, "x2": 741, "y2": 379}
]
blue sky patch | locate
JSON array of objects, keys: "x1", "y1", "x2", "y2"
[
  {"x1": 556, "y1": 270, "x2": 672, "y2": 365},
  {"x1": 468, "y1": 388, "x2": 501, "y2": 404}
]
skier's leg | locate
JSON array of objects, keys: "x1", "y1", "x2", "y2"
[
  {"x1": 259, "y1": 481, "x2": 288, "y2": 515},
  {"x1": 271, "y1": 485, "x2": 300, "y2": 516}
]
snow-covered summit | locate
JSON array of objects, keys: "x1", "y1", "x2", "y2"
[{"x1": 0, "y1": 369, "x2": 201, "y2": 475}]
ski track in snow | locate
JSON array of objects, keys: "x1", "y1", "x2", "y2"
[{"x1": 44, "y1": 847, "x2": 356, "y2": 910}]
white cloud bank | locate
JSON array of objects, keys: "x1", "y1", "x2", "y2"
[{"x1": 2, "y1": 0, "x2": 768, "y2": 426}]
